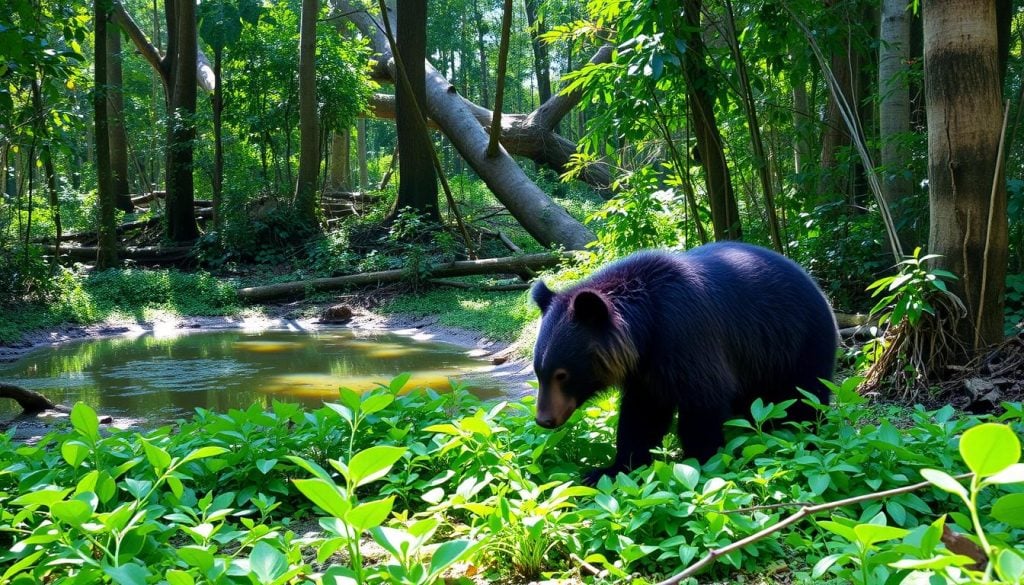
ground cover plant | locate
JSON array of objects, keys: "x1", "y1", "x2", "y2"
[{"x1": 1, "y1": 375, "x2": 1022, "y2": 584}]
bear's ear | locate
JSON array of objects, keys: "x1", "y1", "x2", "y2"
[
  {"x1": 531, "y1": 281, "x2": 555, "y2": 313},
  {"x1": 570, "y1": 289, "x2": 613, "y2": 327}
]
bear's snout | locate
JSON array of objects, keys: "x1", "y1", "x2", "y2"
[{"x1": 535, "y1": 414, "x2": 559, "y2": 428}]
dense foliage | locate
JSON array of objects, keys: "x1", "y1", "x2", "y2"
[{"x1": 1, "y1": 377, "x2": 1022, "y2": 583}]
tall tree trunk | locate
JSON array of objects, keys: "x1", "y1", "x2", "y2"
[
  {"x1": 211, "y1": 46, "x2": 223, "y2": 231},
  {"x1": 818, "y1": 1, "x2": 860, "y2": 204},
  {"x1": 106, "y1": 22, "x2": 134, "y2": 213},
  {"x1": 329, "y1": 130, "x2": 351, "y2": 190},
  {"x1": 879, "y1": 0, "x2": 913, "y2": 249},
  {"x1": 682, "y1": 0, "x2": 741, "y2": 241},
  {"x1": 356, "y1": 118, "x2": 368, "y2": 191},
  {"x1": 924, "y1": 0, "x2": 1008, "y2": 352},
  {"x1": 295, "y1": 0, "x2": 320, "y2": 223},
  {"x1": 390, "y1": 0, "x2": 439, "y2": 222},
  {"x1": 95, "y1": 0, "x2": 118, "y2": 269},
  {"x1": 165, "y1": 0, "x2": 199, "y2": 243},
  {"x1": 472, "y1": 0, "x2": 490, "y2": 106},
  {"x1": 791, "y1": 74, "x2": 811, "y2": 176},
  {"x1": 524, "y1": 0, "x2": 552, "y2": 107}
]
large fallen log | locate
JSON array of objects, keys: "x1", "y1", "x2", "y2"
[
  {"x1": 238, "y1": 252, "x2": 562, "y2": 302},
  {"x1": 0, "y1": 382, "x2": 59, "y2": 414},
  {"x1": 41, "y1": 244, "x2": 194, "y2": 264}
]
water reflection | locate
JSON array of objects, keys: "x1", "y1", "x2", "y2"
[{"x1": 0, "y1": 329, "x2": 500, "y2": 422}]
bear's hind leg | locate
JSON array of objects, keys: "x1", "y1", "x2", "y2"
[
  {"x1": 677, "y1": 402, "x2": 731, "y2": 463},
  {"x1": 583, "y1": 390, "x2": 674, "y2": 485}
]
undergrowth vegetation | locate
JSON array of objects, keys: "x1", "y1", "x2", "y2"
[
  {"x1": 2, "y1": 376, "x2": 1022, "y2": 584},
  {"x1": 0, "y1": 269, "x2": 240, "y2": 344}
]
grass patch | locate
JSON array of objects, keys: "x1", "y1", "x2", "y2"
[
  {"x1": 0, "y1": 269, "x2": 240, "y2": 344},
  {"x1": 379, "y1": 284, "x2": 538, "y2": 342}
]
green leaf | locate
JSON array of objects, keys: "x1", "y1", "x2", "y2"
[
  {"x1": 250, "y1": 541, "x2": 288, "y2": 584},
  {"x1": 429, "y1": 540, "x2": 474, "y2": 577},
  {"x1": 959, "y1": 423, "x2": 1021, "y2": 477},
  {"x1": 818, "y1": 520, "x2": 857, "y2": 542},
  {"x1": 179, "y1": 446, "x2": 229, "y2": 464},
  {"x1": 812, "y1": 553, "x2": 845, "y2": 578},
  {"x1": 983, "y1": 463, "x2": 1024, "y2": 485},
  {"x1": 361, "y1": 393, "x2": 394, "y2": 415},
  {"x1": 920, "y1": 469, "x2": 969, "y2": 502},
  {"x1": 996, "y1": 549, "x2": 1024, "y2": 582},
  {"x1": 286, "y1": 455, "x2": 335, "y2": 483},
  {"x1": 60, "y1": 440, "x2": 90, "y2": 467},
  {"x1": 70, "y1": 402, "x2": 100, "y2": 442},
  {"x1": 389, "y1": 372, "x2": 412, "y2": 394},
  {"x1": 345, "y1": 497, "x2": 394, "y2": 532},
  {"x1": 51, "y1": 498, "x2": 93, "y2": 527},
  {"x1": 348, "y1": 446, "x2": 406, "y2": 488},
  {"x1": 165, "y1": 570, "x2": 195, "y2": 585},
  {"x1": 853, "y1": 523, "x2": 909, "y2": 547},
  {"x1": 991, "y1": 493, "x2": 1024, "y2": 528},
  {"x1": 890, "y1": 555, "x2": 978, "y2": 570},
  {"x1": 459, "y1": 415, "x2": 492, "y2": 437},
  {"x1": 256, "y1": 459, "x2": 278, "y2": 475},
  {"x1": 12, "y1": 487, "x2": 72, "y2": 507},
  {"x1": 103, "y1": 562, "x2": 150, "y2": 585},
  {"x1": 177, "y1": 546, "x2": 215, "y2": 571},
  {"x1": 141, "y1": 438, "x2": 172, "y2": 472},
  {"x1": 293, "y1": 478, "x2": 351, "y2": 519}
]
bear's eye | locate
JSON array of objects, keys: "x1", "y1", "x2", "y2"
[{"x1": 553, "y1": 370, "x2": 569, "y2": 383}]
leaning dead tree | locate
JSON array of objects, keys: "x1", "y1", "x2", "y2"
[
  {"x1": 331, "y1": 1, "x2": 602, "y2": 251},
  {"x1": 0, "y1": 383, "x2": 60, "y2": 414}
]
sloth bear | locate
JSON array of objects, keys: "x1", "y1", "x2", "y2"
[{"x1": 531, "y1": 242, "x2": 837, "y2": 482}]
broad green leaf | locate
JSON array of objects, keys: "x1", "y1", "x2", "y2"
[
  {"x1": 345, "y1": 496, "x2": 394, "y2": 532},
  {"x1": 817, "y1": 520, "x2": 857, "y2": 542},
  {"x1": 361, "y1": 393, "x2": 394, "y2": 415},
  {"x1": 293, "y1": 478, "x2": 351, "y2": 519},
  {"x1": 920, "y1": 469, "x2": 969, "y2": 502},
  {"x1": 960, "y1": 423, "x2": 1021, "y2": 477},
  {"x1": 811, "y1": 553, "x2": 845, "y2": 578},
  {"x1": 180, "y1": 446, "x2": 229, "y2": 464},
  {"x1": 890, "y1": 555, "x2": 978, "y2": 570},
  {"x1": 250, "y1": 541, "x2": 288, "y2": 584},
  {"x1": 429, "y1": 540, "x2": 475, "y2": 577},
  {"x1": 70, "y1": 402, "x2": 100, "y2": 442},
  {"x1": 348, "y1": 446, "x2": 406, "y2": 488},
  {"x1": 51, "y1": 498, "x2": 93, "y2": 527},
  {"x1": 103, "y1": 561, "x2": 150, "y2": 585},
  {"x1": 286, "y1": 455, "x2": 335, "y2": 483},
  {"x1": 141, "y1": 438, "x2": 171, "y2": 472},
  {"x1": 992, "y1": 493, "x2": 1024, "y2": 528},
  {"x1": 853, "y1": 523, "x2": 909, "y2": 547},
  {"x1": 459, "y1": 415, "x2": 492, "y2": 437},
  {"x1": 177, "y1": 545, "x2": 215, "y2": 571},
  {"x1": 61, "y1": 440, "x2": 90, "y2": 467},
  {"x1": 984, "y1": 463, "x2": 1024, "y2": 485},
  {"x1": 388, "y1": 372, "x2": 412, "y2": 393},
  {"x1": 12, "y1": 488, "x2": 72, "y2": 507},
  {"x1": 997, "y1": 549, "x2": 1024, "y2": 582},
  {"x1": 256, "y1": 459, "x2": 278, "y2": 475},
  {"x1": 165, "y1": 570, "x2": 195, "y2": 585},
  {"x1": 672, "y1": 463, "x2": 700, "y2": 490}
]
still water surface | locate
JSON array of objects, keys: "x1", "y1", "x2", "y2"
[{"x1": 0, "y1": 329, "x2": 501, "y2": 422}]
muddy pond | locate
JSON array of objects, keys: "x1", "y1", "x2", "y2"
[{"x1": 0, "y1": 328, "x2": 507, "y2": 423}]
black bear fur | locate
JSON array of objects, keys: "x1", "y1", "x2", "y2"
[{"x1": 531, "y1": 242, "x2": 838, "y2": 483}]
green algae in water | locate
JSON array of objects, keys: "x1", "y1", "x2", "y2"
[{"x1": 0, "y1": 329, "x2": 502, "y2": 422}]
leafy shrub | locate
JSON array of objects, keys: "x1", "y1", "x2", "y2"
[{"x1": 0, "y1": 376, "x2": 1021, "y2": 583}]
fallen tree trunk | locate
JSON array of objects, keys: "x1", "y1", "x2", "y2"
[
  {"x1": 238, "y1": 252, "x2": 562, "y2": 302},
  {"x1": 42, "y1": 245, "x2": 193, "y2": 264},
  {"x1": 0, "y1": 382, "x2": 59, "y2": 414},
  {"x1": 334, "y1": 2, "x2": 596, "y2": 250}
]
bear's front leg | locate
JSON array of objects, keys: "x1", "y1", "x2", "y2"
[{"x1": 583, "y1": 390, "x2": 674, "y2": 485}]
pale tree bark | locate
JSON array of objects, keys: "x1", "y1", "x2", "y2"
[
  {"x1": 924, "y1": 0, "x2": 1008, "y2": 352},
  {"x1": 356, "y1": 118, "x2": 368, "y2": 190},
  {"x1": 879, "y1": 0, "x2": 913, "y2": 248},
  {"x1": 791, "y1": 75, "x2": 811, "y2": 176},
  {"x1": 818, "y1": 0, "x2": 860, "y2": 204},
  {"x1": 390, "y1": 0, "x2": 439, "y2": 222},
  {"x1": 295, "y1": 0, "x2": 321, "y2": 224},
  {"x1": 333, "y1": 0, "x2": 595, "y2": 249},
  {"x1": 329, "y1": 130, "x2": 351, "y2": 190},
  {"x1": 95, "y1": 0, "x2": 118, "y2": 269},
  {"x1": 472, "y1": 0, "x2": 490, "y2": 106},
  {"x1": 106, "y1": 22, "x2": 134, "y2": 213}
]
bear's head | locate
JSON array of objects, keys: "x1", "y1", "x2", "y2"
[{"x1": 530, "y1": 281, "x2": 634, "y2": 429}]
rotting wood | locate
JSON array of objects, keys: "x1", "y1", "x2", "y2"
[
  {"x1": 41, "y1": 244, "x2": 194, "y2": 264},
  {"x1": 238, "y1": 252, "x2": 563, "y2": 302}
]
